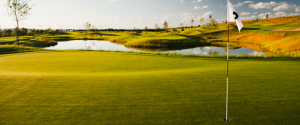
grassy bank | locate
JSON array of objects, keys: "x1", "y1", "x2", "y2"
[
  {"x1": 0, "y1": 51, "x2": 299, "y2": 124},
  {"x1": 1, "y1": 15, "x2": 300, "y2": 57}
]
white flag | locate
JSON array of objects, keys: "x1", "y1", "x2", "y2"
[{"x1": 227, "y1": 0, "x2": 243, "y2": 32}]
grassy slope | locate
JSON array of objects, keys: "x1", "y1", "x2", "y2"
[
  {"x1": 0, "y1": 51, "x2": 299, "y2": 124},
  {"x1": 1, "y1": 15, "x2": 300, "y2": 56}
]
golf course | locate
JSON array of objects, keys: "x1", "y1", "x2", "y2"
[
  {"x1": 1, "y1": 0, "x2": 300, "y2": 123},
  {"x1": 0, "y1": 49, "x2": 299, "y2": 124}
]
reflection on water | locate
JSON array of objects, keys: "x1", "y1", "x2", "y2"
[{"x1": 44, "y1": 40, "x2": 267, "y2": 56}]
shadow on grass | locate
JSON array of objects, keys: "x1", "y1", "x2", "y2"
[{"x1": 0, "y1": 46, "x2": 43, "y2": 55}]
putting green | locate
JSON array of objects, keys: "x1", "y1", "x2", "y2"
[{"x1": 0, "y1": 51, "x2": 299, "y2": 124}]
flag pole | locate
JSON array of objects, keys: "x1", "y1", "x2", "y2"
[{"x1": 226, "y1": 0, "x2": 229, "y2": 122}]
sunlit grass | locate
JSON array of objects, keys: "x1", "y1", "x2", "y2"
[{"x1": 0, "y1": 51, "x2": 299, "y2": 124}]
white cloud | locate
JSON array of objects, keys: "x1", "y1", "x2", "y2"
[
  {"x1": 114, "y1": 17, "x2": 122, "y2": 21},
  {"x1": 161, "y1": 14, "x2": 173, "y2": 21},
  {"x1": 89, "y1": 11, "x2": 95, "y2": 15},
  {"x1": 275, "y1": 11, "x2": 287, "y2": 17},
  {"x1": 194, "y1": 5, "x2": 208, "y2": 9},
  {"x1": 232, "y1": 1, "x2": 253, "y2": 8},
  {"x1": 253, "y1": 12, "x2": 257, "y2": 14},
  {"x1": 201, "y1": 11, "x2": 213, "y2": 19},
  {"x1": 243, "y1": 1, "x2": 253, "y2": 4},
  {"x1": 220, "y1": 5, "x2": 223, "y2": 7},
  {"x1": 138, "y1": 17, "x2": 143, "y2": 21},
  {"x1": 240, "y1": 12, "x2": 250, "y2": 16},
  {"x1": 233, "y1": 2, "x2": 244, "y2": 8},
  {"x1": 296, "y1": 7, "x2": 300, "y2": 12},
  {"x1": 152, "y1": 17, "x2": 157, "y2": 20},
  {"x1": 249, "y1": 1, "x2": 281, "y2": 9},
  {"x1": 180, "y1": 16, "x2": 193, "y2": 24},
  {"x1": 194, "y1": 6, "x2": 201, "y2": 9},
  {"x1": 258, "y1": 12, "x2": 272, "y2": 19},
  {"x1": 240, "y1": 15, "x2": 256, "y2": 20},
  {"x1": 129, "y1": 16, "x2": 133, "y2": 20},
  {"x1": 192, "y1": 0, "x2": 202, "y2": 3},
  {"x1": 180, "y1": 13, "x2": 191, "y2": 17},
  {"x1": 273, "y1": 3, "x2": 297, "y2": 11},
  {"x1": 108, "y1": 0, "x2": 119, "y2": 1},
  {"x1": 289, "y1": 13, "x2": 300, "y2": 16},
  {"x1": 180, "y1": 0, "x2": 184, "y2": 3}
]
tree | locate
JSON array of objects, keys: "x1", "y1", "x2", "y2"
[
  {"x1": 266, "y1": 14, "x2": 269, "y2": 19},
  {"x1": 200, "y1": 17, "x2": 205, "y2": 26},
  {"x1": 84, "y1": 21, "x2": 91, "y2": 38},
  {"x1": 154, "y1": 23, "x2": 159, "y2": 32},
  {"x1": 163, "y1": 21, "x2": 168, "y2": 30},
  {"x1": 92, "y1": 25, "x2": 97, "y2": 32},
  {"x1": 191, "y1": 19, "x2": 194, "y2": 27},
  {"x1": 180, "y1": 23, "x2": 183, "y2": 27},
  {"x1": 210, "y1": 19, "x2": 218, "y2": 36},
  {"x1": 209, "y1": 15, "x2": 212, "y2": 20},
  {"x1": 256, "y1": 17, "x2": 259, "y2": 21},
  {"x1": 5, "y1": 0, "x2": 33, "y2": 46},
  {"x1": 21, "y1": 27, "x2": 27, "y2": 35},
  {"x1": 144, "y1": 26, "x2": 148, "y2": 31}
]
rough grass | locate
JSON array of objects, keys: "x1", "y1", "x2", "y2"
[
  {"x1": 0, "y1": 51, "x2": 299, "y2": 124},
  {"x1": 0, "y1": 45, "x2": 44, "y2": 55}
]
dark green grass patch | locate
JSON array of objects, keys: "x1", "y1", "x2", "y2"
[{"x1": 0, "y1": 45, "x2": 43, "y2": 55}]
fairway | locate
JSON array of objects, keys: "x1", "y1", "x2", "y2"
[{"x1": 0, "y1": 51, "x2": 300, "y2": 124}]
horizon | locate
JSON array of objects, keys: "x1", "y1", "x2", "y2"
[{"x1": 1, "y1": 0, "x2": 300, "y2": 29}]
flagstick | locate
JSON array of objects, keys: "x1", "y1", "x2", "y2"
[
  {"x1": 226, "y1": 23, "x2": 229, "y2": 121},
  {"x1": 226, "y1": 0, "x2": 229, "y2": 121}
]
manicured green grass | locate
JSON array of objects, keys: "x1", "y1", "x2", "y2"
[{"x1": 0, "y1": 51, "x2": 299, "y2": 124}]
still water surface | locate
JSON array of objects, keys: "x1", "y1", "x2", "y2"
[{"x1": 44, "y1": 40, "x2": 266, "y2": 56}]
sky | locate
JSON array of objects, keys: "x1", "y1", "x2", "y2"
[{"x1": 0, "y1": 0, "x2": 300, "y2": 29}]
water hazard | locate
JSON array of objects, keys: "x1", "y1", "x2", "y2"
[{"x1": 44, "y1": 40, "x2": 266, "y2": 56}]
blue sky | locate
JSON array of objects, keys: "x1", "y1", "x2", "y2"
[{"x1": 0, "y1": 0, "x2": 299, "y2": 29}]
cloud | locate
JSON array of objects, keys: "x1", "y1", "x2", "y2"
[
  {"x1": 233, "y1": 2, "x2": 244, "y2": 8},
  {"x1": 179, "y1": 12, "x2": 191, "y2": 17},
  {"x1": 253, "y1": 12, "x2": 257, "y2": 14},
  {"x1": 201, "y1": 11, "x2": 213, "y2": 19},
  {"x1": 180, "y1": 16, "x2": 193, "y2": 24},
  {"x1": 258, "y1": 12, "x2": 272, "y2": 19},
  {"x1": 240, "y1": 15, "x2": 256, "y2": 20},
  {"x1": 296, "y1": 7, "x2": 300, "y2": 12},
  {"x1": 243, "y1": 1, "x2": 253, "y2": 4},
  {"x1": 161, "y1": 14, "x2": 173, "y2": 21},
  {"x1": 249, "y1": 1, "x2": 281, "y2": 9},
  {"x1": 289, "y1": 13, "x2": 300, "y2": 16},
  {"x1": 273, "y1": 3, "x2": 297, "y2": 11},
  {"x1": 194, "y1": 5, "x2": 208, "y2": 9},
  {"x1": 194, "y1": 6, "x2": 201, "y2": 9},
  {"x1": 129, "y1": 16, "x2": 133, "y2": 20},
  {"x1": 220, "y1": 5, "x2": 223, "y2": 7},
  {"x1": 240, "y1": 12, "x2": 250, "y2": 16},
  {"x1": 192, "y1": 0, "x2": 202, "y2": 3},
  {"x1": 89, "y1": 11, "x2": 95, "y2": 15},
  {"x1": 274, "y1": 11, "x2": 287, "y2": 17},
  {"x1": 232, "y1": 1, "x2": 253, "y2": 8},
  {"x1": 180, "y1": 0, "x2": 184, "y2": 3},
  {"x1": 114, "y1": 17, "x2": 122, "y2": 20},
  {"x1": 108, "y1": 0, "x2": 119, "y2": 1}
]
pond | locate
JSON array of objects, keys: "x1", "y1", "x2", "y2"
[{"x1": 44, "y1": 40, "x2": 267, "y2": 56}]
